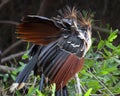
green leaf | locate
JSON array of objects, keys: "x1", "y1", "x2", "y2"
[
  {"x1": 98, "y1": 40, "x2": 105, "y2": 50},
  {"x1": 86, "y1": 80, "x2": 101, "y2": 93},
  {"x1": 3, "y1": 74, "x2": 9, "y2": 82},
  {"x1": 80, "y1": 69, "x2": 92, "y2": 77},
  {"x1": 26, "y1": 42, "x2": 30, "y2": 50},
  {"x1": 113, "y1": 81, "x2": 120, "y2": 93},
  {"x1": 22, "y1": 42, "x2": 30, "y2": 60},
  {"x1": 101, "y1": 67, "x2": 117, "y2": 75},
  {"x1": 12, "y1": 62, "x2": 25, "y2": 75},
  {"x1": 22, "y1": 51, "x2": 29, "y2": 60},
  {"x1": 22, "y1": 53, "x2": 28, "y2": 59},
  {"x1": 0, "y1": 74, "x2": 4, "y2": 77},
  {"x1": 27, "y1": 86, "x2": 42, "y2": 96},
  {"x1": 51, "y1": 83, "x2": 56, "y2": 96},
  {"x1": 28, "y1": 86, "x2": 34, "y2": 95},
  {"x1": 36, "y1": 89, "x2": 45, "y2": 96},
  {"x1": 15, "y1": 90, "x2": 22, "y2": 96},
  {"x1": 11, "y1": 74, "x2": 16, "y2": 80},
  {"x1": 114, "y1": 45, "x2": 120, "y2": 55},
  {"x1": 108, "y1": 29, "x2": 118, "y2": 42},
  {"x1": 84, "y1": 88, "x2": 92, "y2": 96},
  {"x1": 19, "y1": 61, "x2": 25, "y2": 66},
  {"x1": 105, "y1": 41, "x2": 116, "y2": 50},
  {"x1": 103, "y1": 48, "x2": 112, "y2": 57}
]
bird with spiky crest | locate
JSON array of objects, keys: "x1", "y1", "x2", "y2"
[{"x1": 10, "y1": 6, "x2": 92, "y2": 96}]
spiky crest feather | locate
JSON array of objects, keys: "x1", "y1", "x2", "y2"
[{"x1": 59, "y1": 6, "x2": 92, "y2": 28}]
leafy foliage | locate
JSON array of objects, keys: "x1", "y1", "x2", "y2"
[
  {"x1": 84, "y1": 88, "x2": 92, "y2": 96},
  {"x1": 79, "y1": 29, "x2": 120, "y2": 96}
]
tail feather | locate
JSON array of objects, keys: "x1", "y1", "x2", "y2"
[
  {"x1": 39, "y1": 74, "x2": 45, "y2": 91},
  {"x1": 10, "y1": 49, "x2": 40, "y2": 92},
  {"x1": 56, "y1": 86, "x2": 68, "y2": 96}
]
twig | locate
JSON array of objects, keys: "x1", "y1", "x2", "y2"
[
  {"x1": 0, "y1": 0, "x2": 10, "y2": 9},
  {"x1": 2, "y1": 40, "x2": 24, "y2": 56},
  {"x1": 92, "y1": 26, "x2": 120, "y2": 35},
  {"x1": 74, "y1": 74, "x2": 82, "y2": 95},
  {"x1": 0, "y1": 20, "x2": 19, "y2": 25},
  {"x1": 102, "y1": 0, "x2": 108, "y2": 16},
  {"x1": 0, "y1": 50, "x2": 2, "y2": 64},
  {"x1": 0, "y1": 65, "x2": 15, "y2": 72},
  {"x1": 87, "y1": 70, "x2": 114, "y2": 96},
  {"x1": 1, "y1": 51, "x2": 26, "y2": 63},
  {"x1": 33, "y1": 77, "x2": 37, "y2": 87}
]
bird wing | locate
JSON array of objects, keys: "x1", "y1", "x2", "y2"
[
  {"x1": 51, "y1": 54, "x2": 84, "y2": 90},
  {"x1": 36, "y1": 40, "x2": 84, "y2": 90},
  {"x1": 16, "y1": 15, "x2": 63, "y2": 45}
]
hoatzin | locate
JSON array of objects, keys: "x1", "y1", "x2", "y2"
[{"x1": 10, "y1": 6, "x2": 92, "y2": 96}]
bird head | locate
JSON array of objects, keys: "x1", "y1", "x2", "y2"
[{"x1": 59, "y1": 6, "x2": 92, "y2": 53}]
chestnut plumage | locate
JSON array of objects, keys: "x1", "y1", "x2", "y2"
[{"x1": 10, "y1": 6, "x2": 92, "y2": 96}]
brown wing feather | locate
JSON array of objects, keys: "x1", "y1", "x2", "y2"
[
  {"x1": 16, "y1": 16, "x2": 61, "y2": 45},
  {"x1": 51, "y1": 54, "x2": 84, "y2": 90}
]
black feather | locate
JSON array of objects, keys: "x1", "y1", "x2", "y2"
[
  {"x1": 55, "y1": 86, "x2": 68, "y2": 96},
  {"x1": 15, "y1": 48, "x2": 40, "y2": 83}
]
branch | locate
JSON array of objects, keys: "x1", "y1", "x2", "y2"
[
  {"x1": 0, "y1": 50, "x2": 2, "y2": 64},
  {"x1": 1, "y1": 51, "x2": 26, "y2": 63},
  {"x1": 0, "y1": 0, "x2": 10, "y2": 9},
  {"x1": 87, "y1": 70, "x2": 114, "y2": 96},
  {"x1": 0, "y1": 20, "x2": 19, "y2": 25},
  {"x1": 92, "y1": 26, "x2": 120, "y2": 35},
  {"x1": 2, "y1": 40, "x2": 24, "y2": 56},
  {"x1": 74, "y1": 74, "x2": 82, "y2": 95},
  {"x1": 0, "y1": 65, "x2": 16, "y2": 72},
  {"x1": 102, "y1": 0, "x2": 108, "y2": 16}
]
